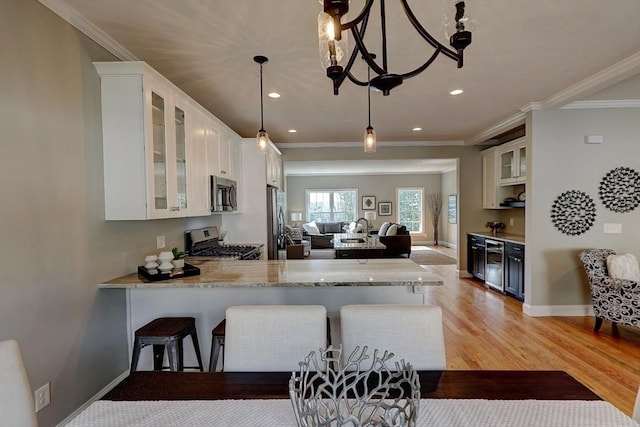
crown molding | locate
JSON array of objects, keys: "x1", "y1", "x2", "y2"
[
  {"x1": 560, "y1": 99, "x2": 640, "y2": 109},
  {"x1": 39, "y1": 0, "x2": 137, "y2": 61},
  {"x1": 540, "y1": 52, "x2": 640, "y2": 109},
  {"x1": 275, "y1": 140, "x2": 465, "y2": 149},
  {"x1": 467, "y1": 112, "x2": 526, "y2": 145},
  {"x1": 470, "y1": 52, "x2": 640, "y2": 144}
]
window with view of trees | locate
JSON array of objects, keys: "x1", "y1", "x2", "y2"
[
  {"x1": 306, "y1": 189, "x2": 357, "y2": 223},
  {"x1": 397, "y1": 188, "x2": 423, "y2": 233}
]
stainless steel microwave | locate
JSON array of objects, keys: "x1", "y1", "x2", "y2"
[{"x1": 211, "y1": 176, "x2": 238, "y2": 212}]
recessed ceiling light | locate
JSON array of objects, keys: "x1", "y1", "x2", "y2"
[
  {"x1": 412, "y1": 127, "x2": 422, "y2": 131},
  {"x1": 268, "y1": 92, "x2": 281, "y2": 98},
  {"x1": 288, "y1": 129, "x2": 297, "y2": 133},
  {"x1": 449, "y1": 89, "x2": 464, "y2": 96}
]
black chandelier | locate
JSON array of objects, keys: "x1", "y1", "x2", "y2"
[{"x1": 318, "y1": 0, "x2": 473, "y2": 95}]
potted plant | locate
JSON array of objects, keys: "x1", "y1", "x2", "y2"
[{"x1": 171, "y1": 247, "x2": 187, "y2": 270}]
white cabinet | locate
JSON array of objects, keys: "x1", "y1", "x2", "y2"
[
  {"x1": 498, "y1": 137, "x2": 527, "y2": 186},
  {"x1": 206, "y1": 128, "x2": 240, "y2": 182},
  {"x1": 95, "y1": 62, "x2": 191, "y2": 219},
  {"x1": 266, "y1": 143, "x2": 283, "y2": 189},
  {"x1": 188, "y1": 110, "x2": 211, "y2": 217},
  {"x1": 482, "y1": 147, "x2": 510, "y2": 209},
  {"x1": 94, "y1": 61, "x2": 242, "y2": 220}
]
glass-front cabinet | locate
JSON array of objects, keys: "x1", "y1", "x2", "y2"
[
  {"x1": 144, "y1": 84, "x2": 190, "y2": 219},
  {"x1": 94, "y1": 61, "x2": 242, "y2": 220},
  {"x1": 151, "y1": 92, "x2": 168, "y2": 211},
  {"x1": 498, "y1": 137, "x2": 527, "y2": 186}
]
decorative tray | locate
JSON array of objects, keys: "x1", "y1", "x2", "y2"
[{"x1": 137, "y1": 263, "x2": 200, "y2": 282}]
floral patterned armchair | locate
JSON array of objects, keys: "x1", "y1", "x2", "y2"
[{"x1": 578, "y1": 249, "x2": 640, "y2": 331}]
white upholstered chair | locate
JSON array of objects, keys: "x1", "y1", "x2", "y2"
[
  {"x1": 0, "y1": 340, "x2": 38, "y2": 427},
  {"x1": 633, "y1": 384, "x2": 640, "y2": 422},
  {"x1": 223, "y1": 305, "x2": 327, "y2": 372},
  {"x1": 340, "y1": 304, "x2": 446, "y2": 370}
]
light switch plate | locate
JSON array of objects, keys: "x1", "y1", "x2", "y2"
[
  {"x1": 156, "y1": 235, "x2": 165, "y2": 248},
  {"x1": 603, "y1": 223, "x2": 622, "y2": 234}
]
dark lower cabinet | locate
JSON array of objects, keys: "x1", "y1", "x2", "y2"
[
  {"x1": 467, "y1": 235, "x2": 486, "y2": 281},
  {"x1": 505, "y1": 242, "x2": 525, "y2": 301}
]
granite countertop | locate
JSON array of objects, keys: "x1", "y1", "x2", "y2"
[
  {"x1": 468, "y1": 232, "x2": 525, "y2": 244},
  {"x1": 99, "y1": 258, "x2": 443, "y2": 289}
]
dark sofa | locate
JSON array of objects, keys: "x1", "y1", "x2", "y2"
[
  {"x1": 302, "y1": 221, "x2": 347, "y2": 249},
  {"x1": 376, "y1": 224, "x2": 412, "y2": 257}
]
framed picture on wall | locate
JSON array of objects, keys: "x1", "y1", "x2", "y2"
[
  {"x1": 448, "y1": 194, "x2": 457, "y2": 224},
  {"x1": 362, "y1": 196, "x2": 376, "y2": 210},
  {"x1": 378, "y1": 202, "x2": 392, "y2": 216}
]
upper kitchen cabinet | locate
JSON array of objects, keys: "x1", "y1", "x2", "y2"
[
  {"x1": 482, "y1": 147, "x2": 511, "y2": 209},
  {"x1": 94, "y1": 61, "x2": 241, "y2": 219},
  {"x1": 498, "y1": 137, "x2": 527, "y2": 186},
  {"x1": 266, "y1": 142, "x2": 283, "y2": 190}
]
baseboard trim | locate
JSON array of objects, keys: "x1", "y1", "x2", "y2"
[
  {"x1": 523, "y1": 304, "x2": 594, "y2": 317},
  {"x1": 57, "y1": 370, "x2": 129, "y2": 426}
]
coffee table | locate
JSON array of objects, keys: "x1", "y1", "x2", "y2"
[{"x1": 333, "y1": 233, "x2": 386, "y2": 259}]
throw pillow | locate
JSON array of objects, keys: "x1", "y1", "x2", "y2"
[
  {"x1": 303, "y1": 221, "x2": 321, "y2": 235},
  {"x1": 287, "y1": 227, "x2": 303, "y2": 241},
  {"x1": 379, "y1": 222, "x2": 390, "y2": 236},
  {"x1": 386, "y1": 224, "x2": 398, "y2": 236},
  {"x1": 607, "y1": 253, "x2": 640, "y2": 281}
]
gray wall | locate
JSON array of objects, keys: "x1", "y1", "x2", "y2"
[
  {"x1": 526, "y1": 107, "x2": 640, "y2": 309},
  {"x1": 0, "y1": 1, "x2": 218, "y2": 425}
]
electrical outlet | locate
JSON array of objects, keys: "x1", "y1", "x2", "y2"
[
  {"x1": 156, "y1": 235, "x2": 165, "y2": 249},
  {"x1": 35, "y1": 382, "x2": 50, "y2": 412},
  {"x1": 603, "y1": 223, "x2": 622, "y2": 234},
  {"x1": 509, "y1": 218, "x2": 514, "y2": 226}
]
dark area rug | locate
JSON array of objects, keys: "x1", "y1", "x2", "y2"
[{"x1": 409, "y1": 249, "x2": 457, "y2": 265}]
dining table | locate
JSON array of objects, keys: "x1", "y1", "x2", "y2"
[{"x1": 67, "y1": 370, "x2": 639, "y2": 426}]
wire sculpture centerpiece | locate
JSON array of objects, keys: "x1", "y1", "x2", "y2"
[{"x1": 289, "y1": 346, "x2": 420, "y2": 427}]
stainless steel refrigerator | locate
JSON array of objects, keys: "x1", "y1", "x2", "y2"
[{"x1": 266, "y1": 186, "x2": 284, "y2": 259}]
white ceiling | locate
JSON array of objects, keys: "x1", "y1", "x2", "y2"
[{"x1": 42, "y1": 0, "x2": 640, "y2": 174}]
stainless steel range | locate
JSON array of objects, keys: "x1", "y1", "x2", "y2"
[{"x1": 185, "y1": 227, "x2": 262, "y2": 260}]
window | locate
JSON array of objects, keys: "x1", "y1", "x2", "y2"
[
  {"x1": 306, "y1": 189, "x2": 357, "y2": 222},
  {"x1": 397, "y1": 188, "x2": 423, "y2": 233}
]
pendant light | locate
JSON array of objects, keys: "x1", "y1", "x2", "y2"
[
  {"x1": 254, "y1": 55, "x2": 269, "y2": 152},
  {"x1": 363, "y1": 58, "x2": 376, "y2": 153}
]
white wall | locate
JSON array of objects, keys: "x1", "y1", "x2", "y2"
[{"x1": 525, "y1": 107, "x2": 640, "y2": 314}]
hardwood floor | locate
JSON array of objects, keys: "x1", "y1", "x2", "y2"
[{"x1": 417, "y1": 259, "x2": 640, "y2": 416}]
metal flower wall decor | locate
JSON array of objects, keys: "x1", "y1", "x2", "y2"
[
  {"x1": 598, "y1": 166, "x2": 640, "y2": 213},
  {"x1": 550, "y1": 190, "x2": 596, "y2": 236}
]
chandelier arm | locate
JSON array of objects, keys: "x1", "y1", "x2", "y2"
[
  {"x1": 346, "y1": 71, "x2": 370, "y2": 87},
  {"x1": 398, "y1": 0, "x2": 460, "y2": 61},
  {"x1": 340, "y1": 0, "x2": 375, "y2": 30},
  {"x1": 351, "y1": 27, "x2": 386, "y2": 76},
  {"x1": 397, "y1": 47, "x2": 442, "y2": 80}
]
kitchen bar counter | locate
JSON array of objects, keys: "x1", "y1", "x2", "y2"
[
  {"x1": 102, "y1": 258, "x2": 443, "y2": 370},
  {"x1": 467, "y1": 231, "x2": 525, "y2": 244},
  {"x1": 100, "y1": 258, "x2": 443, "y2": 288}
]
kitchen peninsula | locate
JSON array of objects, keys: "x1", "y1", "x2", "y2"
[{"x1": 101, "y1": 258, "x2": 443, "y2": 370}]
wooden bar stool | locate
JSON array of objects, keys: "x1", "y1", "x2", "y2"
[
  {"x1": 208, "y1": 316, "x2": 332, "y2": 372},
  {"x1": 131, "y1": 317, "x2": 204, "y2": 373},
  {"x1": 208, "y1": 319, "x2": 226, "y2": 372}
]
